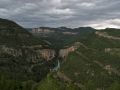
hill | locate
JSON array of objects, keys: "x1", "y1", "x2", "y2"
[
  {"x1": 0, "y1": 18, "x2": 57, "y2": 90},
  {"x1": 60, "y1": 28, "x2": 120, "y2": 89},
  {"x1": 0, "y1": 18, "x2": 46, "y2": 46},
  {"x1": 1, "y1": 20, "x2": 120, "y2": 90},
  {"x1": 31, "y1": 27, "x2": 95, "y2": 49}
]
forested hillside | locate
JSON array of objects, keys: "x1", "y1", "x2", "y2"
[
  {"x1": 0, "y1": 18, "x2": 120, "y2": 90},
  {"x1": 0, "y1": 18, "x2": 56, "y2": 90},
  {"x1": 60, "y1": 29, "x2": 120, "y2": 90}
]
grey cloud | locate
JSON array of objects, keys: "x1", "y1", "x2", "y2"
[{"x1": 0, "y1": 0, "x2": 120, "y2": 29}]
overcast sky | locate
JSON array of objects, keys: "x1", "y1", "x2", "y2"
[{"x1": 0, "y1": 0, "x2": 120, "y2": 29}]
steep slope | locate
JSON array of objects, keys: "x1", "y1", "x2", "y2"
[
  {"x1": 60, "y1": 29, "x2": 120, "y2": 89},
  {"x1": 0, "y1": 18, "x2": 56, "y2": 85},
  {"x1": 0, "y1": 18, "x2": 47, "y2": 46},
  {"x1": 35, "y1": 74, "x2": 80, "y2": 90},
  {"x1": 100, "y1": 28, "x2": 120, "y2": 37},
  {"x1": 32, "y1": 27, "x2": 95, "y2": 49}
]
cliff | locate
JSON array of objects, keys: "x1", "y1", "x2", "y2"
[
  {"x1": 32, "y1": 27, "x2": 55, "y2": 34},
  {"x1": 0, "y1": 45, "x2": 56, "y2": 63},
  {"x1": 59, "y1": 42, "x2": 81, "y2": 59},
  {"x1": 36, "y1": 49, "x2": 55, "y2": 61}
]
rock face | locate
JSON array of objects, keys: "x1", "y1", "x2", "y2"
[
  {"x1": 62, "y1": 32, "x2": 77, "y2": 35},
  {"x1": 0, "y1": 45, "x2": 56, "y2": 63},
  {"x1": 0, "y1": 42, "x2": 81, "y2": 63},
  {"x1": 32, "y1": 27, "x2": 55, "y2": 34},
  {"x1": 36, "y1": 49, "x2": 56, "y2": 61},
  {"x1": 59, "y1": 46, "x2": 75, "y2": 59},
  {"x1": 59, "y1": 42, "x2": 80, "y2": 59},
  {"x1": 0, "y1": 41, "x2": 82, "y2": 63},
  {"x1": 0, "y1": 45, "x2": 22, "y2": 57}
]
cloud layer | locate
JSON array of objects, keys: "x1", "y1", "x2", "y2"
[{"x1": 0, "y1": 0, "x2": 120, "y2": 29}]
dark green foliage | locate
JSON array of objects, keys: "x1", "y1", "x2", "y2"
[
  {"x1": 33, "y1": 27, "x2": 95, "y2": 49},
  {"x1": 0, "y1": 75, "x2": 37, "y2": 90},
  {"x1": 81, "y1": 33, "x2": 120, "y2": 49},
  {"x1": 82, "y1": 80, "x2": 96, "y2": 90},
  {"x1": 60, "y1": 28, "x2": 120, "y2": 89},
  {"x1": 102, "y1": 28, "x2": 120, "y2": 37},
  {"x1": 0, "y1": 18, "x2": 120, "y2": 90},
  {"x1": 36, "y1": 74, "x2": 80, "y2": 90},
  {"x1": 107, "y1": 81, "x2": 120, "y2": 90},
  {"x1": 0, "y1": 18, "x2": 46, "y2": 46},
  {"x1": 61, "y1": 45, "x2": 120, "y2": 88},
  {"x1": 34, "y1": 32, "x2": 78, "y2": 49},
  {"x1": 0, "y1": 18, "x2": 52, "y2": 89}
]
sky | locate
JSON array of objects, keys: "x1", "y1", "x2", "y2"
[{"x1": 0, "y1": 0, "x2": 120, "y2": 29}]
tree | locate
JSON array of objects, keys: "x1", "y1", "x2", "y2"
[
  {"x1": 22, "y1": 80, "x2": 35, "y2": 90},
  {"x1": 82, "y1": 80, "x2": 96, "y2": 90},
  {"x1": 108, "y1": 81, "x2": 120, "y2": 90},
  {"x1": 65, "y1": 83, "x2": 80, "y2": 90}
]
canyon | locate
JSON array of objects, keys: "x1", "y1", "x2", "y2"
[
  {"x1": 0, "y1": 42, "x2": 80, "y2": 63},
  {"x1": 0, "y1": 45, "x2": 55, "y2": 63},
  {"x1": 59, "y1": 42, "x2": 81, "y2": 59}
]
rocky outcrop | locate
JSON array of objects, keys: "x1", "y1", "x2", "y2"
[
  {"x1": 0, "y1": 45, "x2": 22, "y2": 57},
  {"x1": 0, "y1": 45, "x2": 56, "y2": 63},
  {"x1": 105, "y1": 48, "x2": 120, "y2": 57},
  {"x1": 95, "y1": 31, "x2": 120, "y2": 40},
  {"x1": 32, "y1": 27, "x2": 55, "y2": 34},
  {"x1": 62, "y1": 32, "x2": 77, "y2": 35},
  {"x1": 24, "y1": 48, "x2": 56, "y2": 63},
  {"x1": 59, "y1": 46, "x2": 75, "y2": 59},
  {"x1": 0, "y1": 41, "x2": 84, "y2": 62},
  {"x1": 36, "y1": 49, "x2": 55, "y2": 61},
  {"x1": 59, "y1": 42, "x2": 81, "y2": 59}
]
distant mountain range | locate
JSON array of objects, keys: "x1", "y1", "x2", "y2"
[
  {"x1": 30, "y1": 25, "x2": 120, "y2": 90},
  {"x1": 0, "y1": 18, "x2": 120, "y2": 90}
]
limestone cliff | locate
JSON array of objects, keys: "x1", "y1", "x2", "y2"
[
  {"x1": 0, "y1": 45, "x2": 22, "y2": 57},
  {"x1": 0, "y1": 45, "x2": 56, "y2": 63},
  {"x1": 36, "y1": 49, "x2": 55, "y2": 61},
  {"x1": 59, "y1": 42, "x2": 80, "y2": 59},
  {"x1": 32, "y1": 27, "x2": 55, "y2": 34}
]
